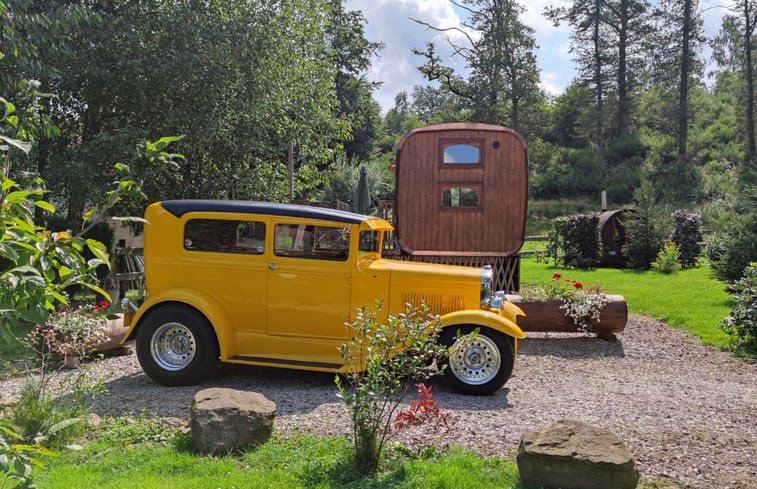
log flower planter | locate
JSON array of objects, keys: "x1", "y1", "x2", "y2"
[
  {"x1": 506, "y1": 294, "x2": 628, "y2": 337},
  {"x1": 93, "y1": 313, "x2": 131, "y2": 352}
]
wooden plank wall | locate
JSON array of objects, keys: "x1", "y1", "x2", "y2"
[{"x1": 396, "y1": 125, "x2": 527, "y2": 254}]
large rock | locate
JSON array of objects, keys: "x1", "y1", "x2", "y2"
[
  {"x1": 517, "y1": 419, "x2": 639, "y2": 489},
  {"x1": 190, "y1": 387, "x2": 276, "y2": 454}
]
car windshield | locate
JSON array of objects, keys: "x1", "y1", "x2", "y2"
[{"x1": 359, "y1": 231, "x2": 380, "y2": 253}]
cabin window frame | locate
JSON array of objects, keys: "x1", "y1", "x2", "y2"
[
  {"x1": 439, "y1": 184, "x2": 482, "y2": 212},
  {"x1": 439, "y1": 138, "x2": 485, "y2": 168}
]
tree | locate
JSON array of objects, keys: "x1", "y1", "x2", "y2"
[
  {"x1": 15, "y1": 0, "x2": 350, "y2": 225},
  {"x1": 650, "y1": 0, "x2": 705, "y2": 167},
  {"x1": 545, "y1": 0, "x2": 612, "y2": 145},
  {"x1": 711, "y1": 1, "x2": 757, "y2": 166},
  {"x1": 325, "y1": 0, "x2": 383, "y2": 160},
  {"x1": 412, "y1": 0, "x2": 540, "y2": 132},
  {"x1": 546, "y1": 0, "x2": 652, "y2": 140}
]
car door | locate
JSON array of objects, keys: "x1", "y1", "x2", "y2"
[{"x1": 267, "y1": 220, "x2": 352, "y2": 341}]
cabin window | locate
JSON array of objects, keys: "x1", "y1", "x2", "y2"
[
  {"x1": 443, "y1": 143, "x2": 480, "y2": 164},
  {"x1": 274, "y1": 224, "x2": 350, "y2": 261},
  {"x1": 184, "y1": 219, "x2": 266, "y2": 254},
  {"x1": 442, "y1": 187, "x2": 479, "y2": 208}
]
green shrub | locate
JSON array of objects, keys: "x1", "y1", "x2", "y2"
[
  {"x1": 721, "y1": 263, "x2": 757, "y2": 354},
  {"x1": 622, "y1": 181, "x2": 669, "y2": 269},
  {"x1": 547, "y1": 215, "x2": 601, "y2": 269},
  {"x1": 652, "y1": 242, "x2": 682, "y2": 274},
  {"x1": 335, "y1": 303, "x2": 448, "y2": 472},
  {"x1": 670, "y1": 209, "x2": 702, "y2": 268},
  {"x1": 707, "y1": 214, "x2": 757, "y2": 282}
]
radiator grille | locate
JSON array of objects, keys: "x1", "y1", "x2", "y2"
[{"x1": 401, "y1": 293, "x2": 466, "y2": 316}]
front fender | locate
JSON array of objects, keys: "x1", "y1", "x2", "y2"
[
  {"x1": 440, "y1": 309, "x2": 526, "y2": 340},
  {"x1": 121, "y1": 288, "x2": 232, "y2": 358}
]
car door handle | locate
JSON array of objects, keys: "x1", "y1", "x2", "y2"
[{"x1": 268, "y1": 263, "x2": 278, "y2": 270}]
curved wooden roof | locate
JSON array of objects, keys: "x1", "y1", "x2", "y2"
[{"x1": 396, "y1": 122, "x2": 528, "y2": 157}]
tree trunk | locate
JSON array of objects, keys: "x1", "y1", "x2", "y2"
[
  {"x1": 616, "y1": 0, "x2": 630, "y2": 137},
  {"x1": 744, "y1": 0, "x2": 756, "y2": 162},
  {"x1": 593, "y1": 0, "x2": 604, "y2": 145},
  {"x1": 677, "y1": 0, "x2": 692, "y2": 165}
]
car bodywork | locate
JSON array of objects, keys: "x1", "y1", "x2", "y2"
[{"x1": 123, "y1": 200, "x2": 525, "y2": 394}]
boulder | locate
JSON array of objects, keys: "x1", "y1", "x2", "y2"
[
  {"x1": 190, "y1": 387, "x2": 276, "y2": 454},
  {"x1": 517, "y1": 419, "x2": 639, "y2": 489}
]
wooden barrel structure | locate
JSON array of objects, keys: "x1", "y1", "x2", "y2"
[
  {"x1": 597, "y1": 210, "x2": 627, "y2": 267},
  {"x1": 385, "y1": 123, "x2": 528, "y2": 293}
]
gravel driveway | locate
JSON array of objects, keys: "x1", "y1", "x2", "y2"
[{"x1": 1, "y1": 315, "x2": 755, "y2": 489}]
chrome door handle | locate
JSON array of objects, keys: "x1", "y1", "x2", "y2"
[{"x1": 267, "y1": 263, "x2": 278, "y2": 270}]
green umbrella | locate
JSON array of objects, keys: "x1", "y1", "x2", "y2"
[{"x1": 354, "y1": 166, "x2": 371, "y2": 215}]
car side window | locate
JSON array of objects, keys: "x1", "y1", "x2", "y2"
[
  {"x1": 274, "y1": 224, "x2": 349, "y2": 261},
  {"x1": 184, "y1": 219, "x2": 266, "y2": 254}
]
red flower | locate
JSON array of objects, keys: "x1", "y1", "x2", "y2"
[
  {"x1": 99, "y1": 301, "x2": 109, "y2": 308},
  {"x1": 573, "y1": 282, "x2": 584, "y2": 289},
  {"x1": 93, "y1": 305, "x2": 100, "y2": 311},
  {"x1": 552, "y1": 273, "x2": 562, "y2": 280}
]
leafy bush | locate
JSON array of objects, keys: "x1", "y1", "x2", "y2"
[
  {"x1": 652, "y1": 242, "x2": 682, "y2": 274},
  {"x1": 622, "y1": 180, "x2": 669, "y2": 269},
  {"x1": 720, "y1": 263, "x2": 757, "y2": 354},
  {"x1": 547, "y1": 215, "x2": 601, "y2": 269},
  {"x1": 335, "y1": 303, "x2": 448, "y2": 471},
  {"x1": 670, "y1": 209, "x2": 702, "y2": 267},
  {"x1": 0, "y1": 420, "x2": 52, "y2": 489},
  {"x1": 532, "y1": 147, "x2": 605, "y2": 199}
]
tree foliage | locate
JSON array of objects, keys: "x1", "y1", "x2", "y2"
[{"x1": 412, "y1": 0, "x2": 540, "y2": 132}]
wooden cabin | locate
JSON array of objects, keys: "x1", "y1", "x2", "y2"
[{"x1": 382, "y1": 123, "x2": 528, "y2": 292}]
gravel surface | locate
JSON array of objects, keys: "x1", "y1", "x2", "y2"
[{"x1": 1, "y1": 315, "x2": 755, "y2": 489}]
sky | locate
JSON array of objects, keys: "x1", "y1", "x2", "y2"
[{"x1": 345, "y1": 0, "x2": 731, "y2": 114}]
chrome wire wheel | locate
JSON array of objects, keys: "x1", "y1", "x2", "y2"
[
  {"x1": 448, "y1": 333, "x2": 501, "y2": 386},
  {"x1": 150, "y1": 322, "x2": 197, "y2": 371}
]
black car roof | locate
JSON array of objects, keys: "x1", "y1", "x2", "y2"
[{"x1": 160, "y1": 200, "x2": 367, "y2": 224}]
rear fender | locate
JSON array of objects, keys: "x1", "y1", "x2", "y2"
[{"x1": 121, "y1": 289, "x2": 232, "y2": 358}]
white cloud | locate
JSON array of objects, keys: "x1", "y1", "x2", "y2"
[
  {"x1": 347, "y1": 0, "x2": 471, "y2": 112},
  {"x1": 349, "y1": 0, "x2": 725, "y2": 113}
]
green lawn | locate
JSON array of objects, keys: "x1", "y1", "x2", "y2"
[
  {"x1": 32, "y1": 433, "x2": 524, "y2": 489},
  {"x1": 520, "y1": 257, "x2": 735, "y2": 349}
]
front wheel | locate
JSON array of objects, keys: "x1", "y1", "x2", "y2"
[
  {"x1": 441, "y1": 325, "x2": 514, "y2": 395},
  {"x1": 136, "y1": 305, "x2": 219, "y2": 386}
]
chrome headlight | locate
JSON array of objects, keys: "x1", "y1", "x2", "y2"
[
  {"x1": 480, "y1": 265, "x2": 493, "y2": 308},
  {"x1": 489, "y1": 290, "x2": 506, "y2": 309}
]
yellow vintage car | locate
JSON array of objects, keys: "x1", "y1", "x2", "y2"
[{"x1": 122, "y1": 200, "x2": 525, "y2": 395}]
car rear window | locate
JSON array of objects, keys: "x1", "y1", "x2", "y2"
[{"x1": 184, "y1": 219, "x2": 266, "y2": 254}]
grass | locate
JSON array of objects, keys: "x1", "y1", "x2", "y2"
[
  {"x1": 31, "y1": 431, "x2": 525, "y2": 489},
  {"x1": 520, "y1": 257, "x2": 735, "y2": 350},
  {"x1": 20, "y1": 428, "x2": 685, "y2": 489}
]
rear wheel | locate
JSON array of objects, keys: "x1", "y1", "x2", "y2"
[
  {"x1": 136, "y1": 305, "x2": 219, "y2": 386},
  {"x1": 441, "y1": 325, "x2": 514, "y2": 395}
]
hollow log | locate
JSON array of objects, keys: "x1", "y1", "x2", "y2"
[
  {"x1": 505, "y1": 294, "x2": 628, "y2": 335},
  {"x1": 93, "y1": 313, "x2": 131, "y2": 352}
]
